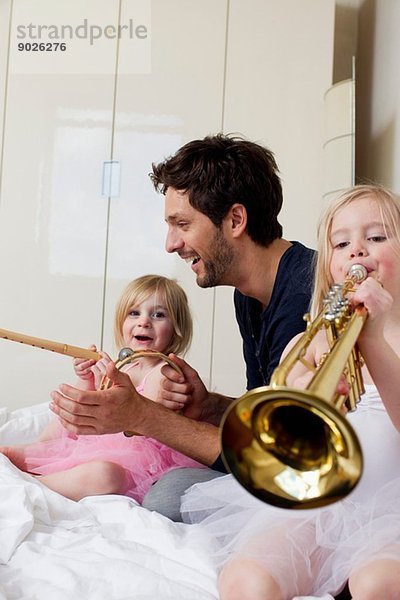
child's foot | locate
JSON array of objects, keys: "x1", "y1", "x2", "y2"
[{"x1": 0, "y1": 446, "x2": 28, "y2": 470}]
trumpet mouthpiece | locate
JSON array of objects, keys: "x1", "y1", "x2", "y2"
[{"x1": 348, "y1": 264, "x2": 367, "y2": 282}]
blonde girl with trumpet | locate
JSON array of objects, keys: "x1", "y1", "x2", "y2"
[
  {"x1": 1, "y1": 275, "x2": 205, "y2": 502},
  {"x1": 181, "y1": 184, "x2": 400, "y2": 600}
]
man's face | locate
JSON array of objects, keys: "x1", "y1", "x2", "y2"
[{"x1": 164, "y1": 188, "x2": 234, "y2": 288}]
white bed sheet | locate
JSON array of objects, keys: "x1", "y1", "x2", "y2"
[
  {"x1": 0, "y1": 402, "x2": 332, "y2": 600},
  {"x1": 0, "y1": 402, "x2": 218, "y2": 600}
]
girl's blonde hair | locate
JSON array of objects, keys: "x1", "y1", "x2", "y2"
[
  {"x1": 114, "y1": 274, "x2": 193, "y2": 356},
  {"x1": 311, "y1": 184, "x2": 400, "y2": 317}
]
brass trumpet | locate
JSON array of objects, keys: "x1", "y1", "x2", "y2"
[{"x1": 221, "y1": 264, "x2": 368, "y2": 509}]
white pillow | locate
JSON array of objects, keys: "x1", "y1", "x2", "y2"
[{"x1": 0, "y1": 401, "x2": 53, "y2": 444}]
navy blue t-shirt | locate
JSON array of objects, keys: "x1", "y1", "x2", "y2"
[
  {"x1": 212, "y1": 242, "x2": 315, "y2": 473},
  {"x1": 234, "y1": 241, "x2": 315, "y2": 390}
]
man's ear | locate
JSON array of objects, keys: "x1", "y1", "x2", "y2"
[{"x1": 229, "y1": 203, "x2": 247, "y2": 238}]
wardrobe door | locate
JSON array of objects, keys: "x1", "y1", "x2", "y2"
[
  {"x1": 0, "y1": 0, "x2": 120, "y2": 408},
  {"x1": 0, "y1": 0, "x2": 12, "y2": 143},
  {"x1": 102, "y1": 0, "x2": 228, "y2": 388},
  {"x1": 212, "y1": 0, "x2": 336, "y2": 396}
]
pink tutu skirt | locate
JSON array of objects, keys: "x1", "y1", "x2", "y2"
[{"x1": 24, "y1": 422, "x2": 205, "y2": 503}]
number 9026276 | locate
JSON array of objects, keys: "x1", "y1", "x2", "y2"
[{"x1": 18, "y1": 42, "x2": 67, "y2": 51}]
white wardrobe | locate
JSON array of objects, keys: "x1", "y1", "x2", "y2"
[{"x1": 0, "y1": 0, "x2": 335, "y2": 408}]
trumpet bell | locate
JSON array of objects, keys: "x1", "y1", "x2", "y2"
[{"x1": 221, "y1": 386, "x2": 363, "y2": 509}]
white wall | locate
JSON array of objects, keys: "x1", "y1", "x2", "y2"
[
  {"x1": 356, "y1": 0, "x2": 400, "y2": 190},
  {"x1": 0, "y1": 0, "x2": 336, "y2": 409}
]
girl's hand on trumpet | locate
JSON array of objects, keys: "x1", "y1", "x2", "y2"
[
  {"x1": 348, "y1": 276, "x2": 393, "y2": 342},
  {"x1": 290, "y1": 363, "x2": 350, "y2": 415}
]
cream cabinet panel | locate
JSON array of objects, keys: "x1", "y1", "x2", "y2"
[
  {"x1": 103, "y1": 0, "x2": 228, "y2": 386},
  {"x1": 223, "y1": 0, "x2": 335, "y2": 247},
  {"x1": 211, "y1": 286, "x2": 246, "y2": 397},
  {"x1": 212, "y1": 0, "x2": 336, "y2": 397},
  {"x1": 0, "y1": 1, "x2": 120, "y2": 408},
  {"x1": 0, "y1": 0, "x2": 338, "y2": 410},
  {"x1": 0, "y1": 0, "x2": 12, "y2": 144}
]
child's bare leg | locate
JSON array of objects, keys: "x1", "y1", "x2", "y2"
[
  {"x1": 0, "y1": 418, "x2": 61, "y2": 470},
  {"x1": 37, "y1": 417, "x2": 62, "y2": 441},
  {"x1": 349, "y1": 557, "x2": 400, "y2": 600},
  {"x1": 219, "y1": 558, "x2": 283, "y2": 600},
  {"x1": 37, "y1": 460, "x2": 126, "y2": 501},
  {"x1": 0, "y1": 445, "x2": 29, "y2": 470}
]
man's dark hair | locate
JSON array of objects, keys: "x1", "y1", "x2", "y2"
[{"x1": 150, "y1": 133, "x2": 283, "y2": 246}]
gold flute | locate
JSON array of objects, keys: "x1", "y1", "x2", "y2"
[
  {"x1": 0, "y1": 327, "x2": 183, "y2": 437},
  {"x1": 0, "y1": 327, "x2": 101, "y2": 360},
  {"x1": 0, "y1": 327, "x2": 182, "y2": 376}
]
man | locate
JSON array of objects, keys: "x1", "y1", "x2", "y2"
[{"x1": 51, "y1": 134, "x2": 315, "y2": 520}]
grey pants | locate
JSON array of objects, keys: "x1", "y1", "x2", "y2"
[{"x1": 142, "y1": 467, "x2": 225, "y2": 522}]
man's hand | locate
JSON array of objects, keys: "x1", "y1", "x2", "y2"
[
  {"x1": 157, "y1": 354, "x2": 209, "y2": 420},
  {"x1": 50, "y1": 362, "x2": 141, "y2": 435},
  {"x1": 90, "y1": 350, "x2": 113, "y2": 390}
]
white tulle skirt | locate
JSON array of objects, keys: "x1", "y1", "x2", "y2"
[{"x1": 181, "y1": 386, "x2": 400, "y2": 598}]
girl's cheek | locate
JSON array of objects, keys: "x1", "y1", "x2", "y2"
[{"x1": 329, "y1": 262, "x2": 340, "y2": 283}]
